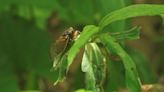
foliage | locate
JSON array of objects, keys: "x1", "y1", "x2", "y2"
[
  {"x1": 0, "y1": 0, "x2": 164, "y2": 92},
  {"x1": 55, "y1": 4, "x2": 164, "y2": 92}
]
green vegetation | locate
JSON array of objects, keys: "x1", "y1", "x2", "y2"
[{"x1": 0, "y1": 0, "x2": 164, "y2": 92}]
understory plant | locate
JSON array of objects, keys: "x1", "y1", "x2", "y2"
[{"x1": 52, "y1": 4, "x2": 164, "y2": 92}]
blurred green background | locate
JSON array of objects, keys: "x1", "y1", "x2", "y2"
[{"x1": 0, "y1": 0, "x2": 164, "y2": 92}]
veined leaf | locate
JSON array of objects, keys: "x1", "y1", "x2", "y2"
[
  {"x1": 81, "y1": 48, "x2": 90, "y2": 73},
  {"x1": 67, "y1": 25, "x2": 99, "y2": 70},
  {"x1": 99, "y1": 4, "x2": 164, "y2": 30},
  {"x1": 100, "y1": 35, "x2": 141, "y2": 92},
  {"x1": 89, "y1": 43, "x2": 106, "y2": 87},
  {"x1": 82, "y1": 44, "x2": 96, "y2": 91},
  {"x1": 82, "y1": 43, "x2": 106, "y2": 92}
]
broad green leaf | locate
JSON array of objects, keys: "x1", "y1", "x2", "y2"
[
  {"x1": 100, "y1": 35, "x2": 141, "y2": 92},
  {"x1": 110, "y1": 26, "x2": 141, "y2": 41},
  {"x1": 99, "y1": 4, "x2": 164, "y2": 30},
  {"x1": 97, "y1": 41, "x2": 126, "y2": 91},
  {"x1": 90, "y1": 43, "x2": 106, "y2": 88},
  {"x1": 82, "y1": 43, "x2": 105, "y2": 92},
  {"x1": 81, "y1": 48, "x2": 90, "y2": 72},
  {"x1": 67, "y1": 25, "x2": 99, "y2": 69},
  {"x1": 82, "y1": 46, "x2": 96, "y2": 91},
  {"x1": 96, "y1": 38, "x2": 126, "y2": 91},
  {"x1": 90, "y1": 43, "x2": 105, "y2": 65}
]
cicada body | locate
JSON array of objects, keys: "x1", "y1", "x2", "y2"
[{"x1": 50, "y1": 27, "x2": 80, "y2": 69}]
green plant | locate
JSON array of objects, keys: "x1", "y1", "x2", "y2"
[{"x1": 53, "y1": 4, "x2": 164, "y2": 92}]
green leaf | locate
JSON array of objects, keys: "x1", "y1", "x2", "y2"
[
  {"x1": 126, "y1": 48, "x2": 156, "y2": 83},
  {"x1": 82, "y1": 45, "x2": 96, "y2": 90},
  {"x1": 99, "y1": 4, "x2": 164, "y2": 30},
  {"x1": 89, "y1": 43, "x2": 106, "y2": 88},
  {"x1": 81, "y1": 47, "x2": 90, "y2": 73},
  {"x1": 110, "y1": 26, "x2": 141, "y2": 41},
  {"x1": 82, "y1": 43, "x2": 105, "y2": 92},
  {"x1": 67, "y1": 25, "x2": 99, "y2": 70},
  {"x1": 100, "y1": 35, "x2": 141, "y2": 92},
  {"x1": 81, "y1": 43, "x2": 105, "y2": 73}
]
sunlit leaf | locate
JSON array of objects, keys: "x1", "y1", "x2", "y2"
[
  {"x1": 99, "y1": 4, "x2": 164, "y2": 30},
  {"x1": 81, "y1": 48, "x2": 90, "y2": 72}
]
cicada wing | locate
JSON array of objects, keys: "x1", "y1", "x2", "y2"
[{"x1": 50, "y1": 36, "x2": 69, "y2": 69}]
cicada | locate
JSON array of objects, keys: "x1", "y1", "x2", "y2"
[{"x1": 50, "y1": 27, "x2": 80, "y2": 69}]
